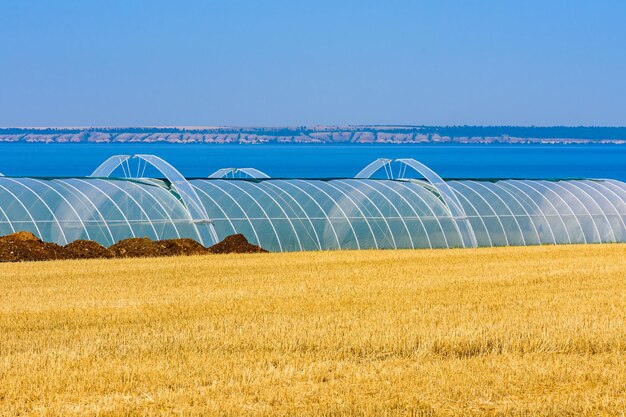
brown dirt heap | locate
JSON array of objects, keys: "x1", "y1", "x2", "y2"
[
  {"x1": 0, "y1": 232, "x2": 268, "y2": 262},
  {"x1": 0, "y1": 232, "x2": 68, "y2": 262},
  {"x1": 108, "y1": 237, "x2": 164, "y2": 258},
  {"x1": 109, "y1": 237, "x2": 212, "y2": 258},
  {"x1": 207, "y1": 234, "x2": 268, "y2": 254},
  {"x1": 64, "y1": 240, "x2": 113, "y2": 259},
  {"x1": 155, "y1": 238, "x2": 210, "y2": 257}
]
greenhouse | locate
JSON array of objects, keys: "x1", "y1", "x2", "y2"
[{"x1": 0, "y1": 154, "x2": 625, "y2": 251}]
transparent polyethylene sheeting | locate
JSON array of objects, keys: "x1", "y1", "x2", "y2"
[
  {"x1": 446, "y1": 179, "x2": 626, "y2": 247},
  {"x1": 0, "y1": 177, "x2": 624, "y2": 251},
  {"x1": 0, "y1": 177, "x2": 199, "y2": 246}
]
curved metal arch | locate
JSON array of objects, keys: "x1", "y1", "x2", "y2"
[
  {"x1": 340, "y1": 179, "x2": 413, "y2": 250},
  {"x1": 487, "y1": 181, "x2": 543, "y2": 245},
  {"x1": 261, "y1": 181, "x2": 323, "y2": 250},
  {"x1": 356, "y1": 158, "x2": 477, "y2": 248},
  {"x1": 395, "y1": 159, "x2": 465, "y2": 213},
  {"x1": 275, "y1": 180, "x2": 344, "y2": 249},
  {"x1": 496, "y1": 181, "x2": 557, "y2": 245},
  {"x1": 238, "y1": 168, "x2": 270, "y2": 179},
  {"x1": 242, "y1": 181, "x2": 304, "y2": 251},
  {"x1": 91, "y1": 178, "x2": 160, "y2": 240},
  {"x1": 121, "y1": 179, "x2": 183, "y2": 240},
  {"x1": 217, "y1": 180, "x2": 285, "y2": 252},
  {"x1": 594, "y1": 180, "x2": 626, "y2": 238},
  {"x1": 600, "y1": 180, "x2": 626, "y2": 214},
  {"x1": 355, "y1": 158, "x2": 393, "y2": 179},
  {"x1": 209, "y1": 168, "x2": 235, "y2": 178},
  {"x1": 2, "y1": 177, "x2": 69, "y2": 245},
  {"x1": 0, "y1": 203, "x2": 16, "y2": 234},
  {"x1": 603, "y1": 179, "x2": 626, "y2": 196},
  {"x1": 447, "y1": 183, "x2": 494, "y2": 247},
  {"x1": 0, "y1": 181, "x2": 44, "y2": 240},
  {"x1": 90, "y1": 154, "x2": 218, "y2": 245},
  {"x1": 190, "y1": 184, "x2": 238, "y2": 236},
  {"x1": 565, "y1": 180, "x2": 618, "y2": 243},
  {"x1": 273, "y1": 179, "x2": 343, "y2": 250},
  {"x1": 371, "y1": 180, "x2": 439, "y2": 249},
  {"x1": 362, "y1": 179, "x2": 438, "y2": 249},
  {"x1": 453, "y1": 181, "x2": 510, "y2": 246},
  {"x1": 543, "y1": 180, "x2": 600, "y2": 243},
  {"x1": 72, "y1": 178, "x2": 137, "y2": 239},
  {"x1": 209, "y1": 167, "x2": 270, "y2": 179},
  {"x1": 331, "y1": 180, "x2": 397, "y2": 250},
  {"x1": 91, "y1": 155, "x2": 132, "y2": 177},
  {"x1": 469, "y1": 180, "x2": 528, "y2": 246},
  {"x1": 294, "y1": 179, "x2": 361, "y2": 250},
  {"x1": 512, "y1": 180, "x2": 573, "y2": 244},
  {"x1": 486, "y1": 179, "x2": 553, "y2": 245},
  {"x1": 586, "y1": 180, "x2": 626, "y2": 220},
  {"x1": 587, "y1": 180, "x2": 626, "y2": 207},
  {"x1": 526, "y1": 180, "x2": 586, "y2": 244},
  {"x1": 576, "y1": 181, "x2": 626, "y2": 241},
  {"x1": 55, "y1": 179, "x2": 117, "y2": 245},
  {"x1": 197, "y1": 180, "x2": 262, "y2": 246},
  {"x1": 323, "y1": 180, "x2": 387, "y2": 250},
  {"x1": 377, "y1": 180, "x2": 453, "y2": 249},
  {"x1": 29, "y1": 178, "x2": 93, "y2": 242},
  {"x1": 133, "y1": 154, "x2": 219, "y2": 246}
]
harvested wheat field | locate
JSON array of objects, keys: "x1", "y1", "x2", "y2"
[{"x1": 1, "y1": 245, "x2": 625, "y2": 416}]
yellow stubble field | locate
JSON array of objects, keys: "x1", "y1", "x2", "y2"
[{"x1": 1, "y1": 244, "x2": 625, "y2": 416}]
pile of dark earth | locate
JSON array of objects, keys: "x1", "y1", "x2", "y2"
[{"x1": 0, "y1": 232, "x2": 267, "y2": 263}]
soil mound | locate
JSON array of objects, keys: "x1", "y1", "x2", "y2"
[
  {"x1": 0, "y1": 232, "x2": 268, "y2": 262},
  {"x1": 107, "y1": 237, "x2": 211, "y2": 258},
  {"x1": 0, "y1": 232, "x2": 68, "y2": 262},
  {"x1": 155, "y1": 238, "x2": 210, "y2": 256},
  {"x1": 108, "y1": 237, "x2": 161, "y2": 258},
  {"x1": 208, "y1": 234, "x2": 268, "y2": 254},
  {"x1": 5, "y1": 231, "x2": 40, "y2": 242},
  {"x1": 64, "y1": 240, "x2": 113, "y2": 259}
]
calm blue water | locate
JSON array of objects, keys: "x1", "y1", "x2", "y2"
[{"x1": 1, "y1": 143, "x2": 625, "y2": 181}]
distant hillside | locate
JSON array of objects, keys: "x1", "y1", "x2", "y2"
[{"x1": 1, "y1": 126, "x2": 626, "y2": 144}]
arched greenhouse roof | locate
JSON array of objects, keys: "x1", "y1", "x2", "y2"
[{"x1": 0, "y1": 155, "x2": 624, "y2": 251}]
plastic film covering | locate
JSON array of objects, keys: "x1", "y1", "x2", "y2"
[
  {"x1": 189, "y1": 178, "x2": 465, "y2": 251},
  {"x1": 0, "y1": 174, "x2": 625, "y2": 251},
  {"x1": 0, "y1": 177, "x2": 199, "y2": 246},
  {"x1": 447, "y1": 179, "x2": 626, "y2": 246}
]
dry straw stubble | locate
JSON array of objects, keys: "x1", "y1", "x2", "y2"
[{"x1": 0, "y1": 244, "x2": 625, "y2": 416}]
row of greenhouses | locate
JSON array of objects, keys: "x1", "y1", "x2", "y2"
[{"x1": 0, "y1": 155, "x2": 624, "y2": 251}]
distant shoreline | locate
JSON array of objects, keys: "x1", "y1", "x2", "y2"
[{"x1": 1, "y1": 126, "x2": 626, "y2": 145}]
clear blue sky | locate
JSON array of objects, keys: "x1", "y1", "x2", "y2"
[{"x1": 1, "y1": 0, "x2": 625, "y2": 127}]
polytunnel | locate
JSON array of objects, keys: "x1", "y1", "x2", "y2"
[{"x1": 0, "y1": 155, "x2": 625, "y2": 251}]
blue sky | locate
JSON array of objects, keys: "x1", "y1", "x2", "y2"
[{"x1": 1, "y1": 0, "x2": 625, "y2": 126}]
